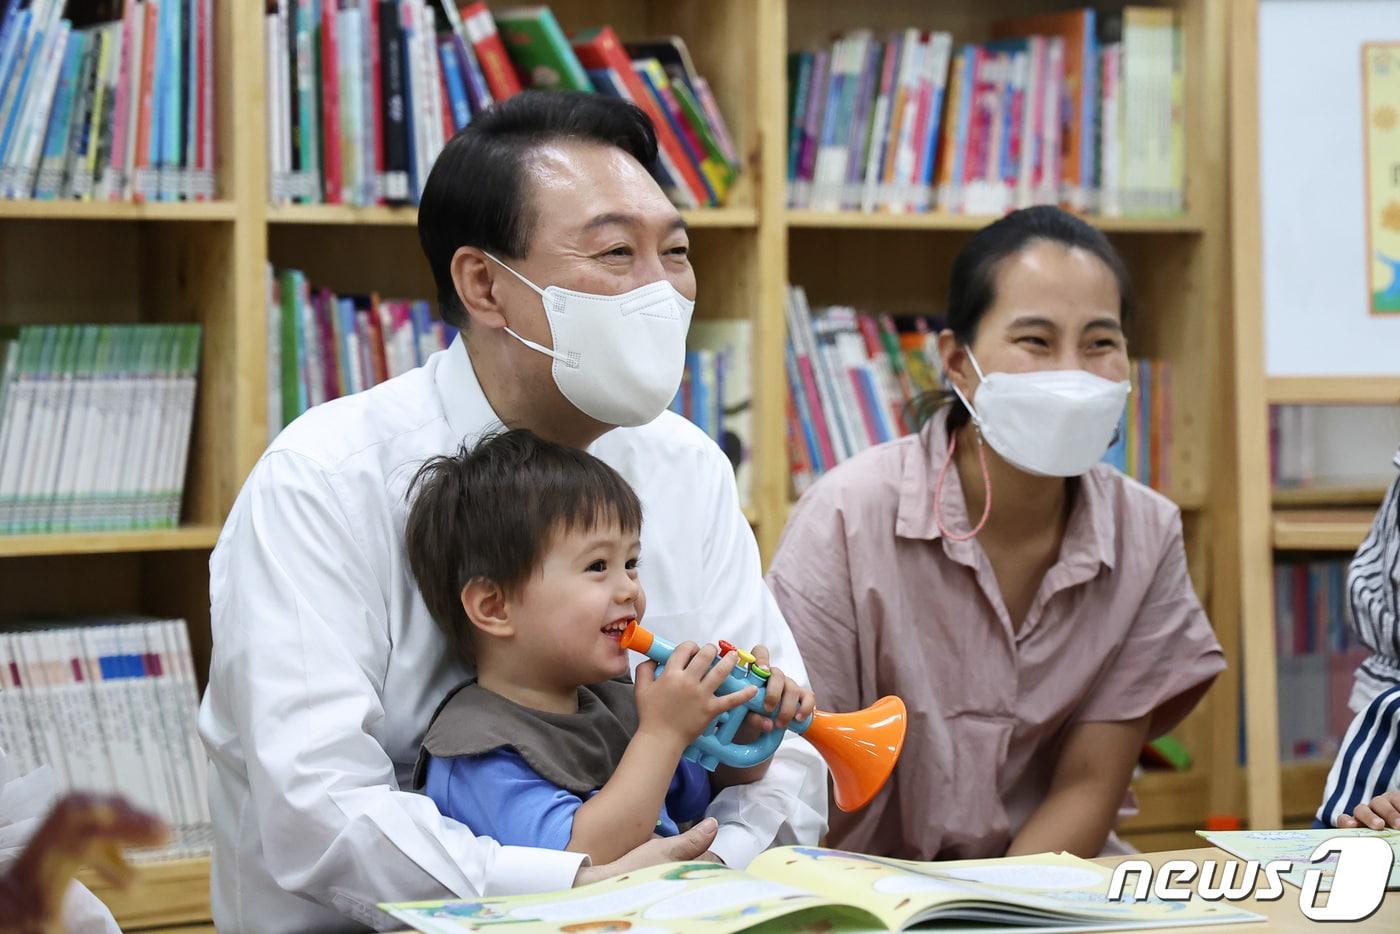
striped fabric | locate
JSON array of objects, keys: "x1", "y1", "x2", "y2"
[
  {"x1": 1349, "y1": 450, "x2": 1400, "y2": 710},
  {"x1": 1315, "y1": 685, "x2": 1400, "y2": 827}
]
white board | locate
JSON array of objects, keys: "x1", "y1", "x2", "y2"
[{"x1": 1259, "y1": 0, "x2": 1400, "y2": 376}]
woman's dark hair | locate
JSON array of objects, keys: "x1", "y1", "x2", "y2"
[
  {"x1": 403, "y1": 428, "x2": 644, "y2": 669},
  {"x1": 418, "y1": 90, "x2": 660, "y2": 329},
  {"x1": 912, "y1": 205, "x2": 1135, "y2": 431}
]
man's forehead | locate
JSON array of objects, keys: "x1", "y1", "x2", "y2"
[{"x1": 523, "y1": 141, "x2": 676, "y2": 232}]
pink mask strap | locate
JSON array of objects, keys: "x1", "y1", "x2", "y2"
[{"x1": 934, "y1": 429, "x2": 992, "y2": 542}]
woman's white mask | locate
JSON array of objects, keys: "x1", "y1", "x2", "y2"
[{"x1": 951, "y1": 350, "x2": 1130, "y2": 477}]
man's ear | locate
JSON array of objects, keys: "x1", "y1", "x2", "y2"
[
  {"x1": 451, "y1": 247, "x2": 509, "y2": 330},
  {"x1": 461, "y1": 578, "x2": 513, "y2": 639}
]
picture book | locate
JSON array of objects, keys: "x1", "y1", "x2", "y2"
[
  {"x1": 1198, "y1": 828, "x2": 1400, "y2": 891},
  {"x1": 381, "y1": 845, "x2": 1264, "y2": 933}
]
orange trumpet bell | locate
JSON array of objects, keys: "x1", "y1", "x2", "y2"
[{"x1": 805, "y1": 696, "x2": 907, "y2": 812}]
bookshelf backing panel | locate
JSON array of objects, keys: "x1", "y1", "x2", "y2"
[
  {"x1": 142, "y1": 550, "x2": 215, "y2": 691},
  {"x1": 0, "y1": 554, "x2": 145, "y2": 619}
]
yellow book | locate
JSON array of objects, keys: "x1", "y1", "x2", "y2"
[{"x1": 380, "y1": 845, "x2": 1263, "y2": 933}]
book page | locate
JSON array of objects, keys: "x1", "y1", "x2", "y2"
[
  {"x1": 379, "y1": 861, "x2": 881, "y2": 934},
  {"x1": 747, "y1": 846, "x2": 1263, "y2": 930},
  {"x1": 1199, "y1": 828, "x2": 1400, "y2": 890}
]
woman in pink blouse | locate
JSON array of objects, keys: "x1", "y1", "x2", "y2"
[{"x1": 767, "y1": 206, "x2": 1225, "y2": 861}]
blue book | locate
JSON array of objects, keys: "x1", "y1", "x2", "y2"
[
  {"x1": 451, "y1": 33, "x2": 490, "y2": 113},
  {"x1": 785, "y1": 342, "x2": 824, "y2": 474},
  {"x1": 158, "y1": 0, "x2": 184, "y2": 200},
  {"x1": 34, "y1": 27, "x2": 84, "y2": 199},
  {"x1": 0, "y1": 9, "x2": 40, "y2": 170},
  {"x1": 410, "y1": 301, "x2": 432, "y2": 365},
  {"x1": 1080, "y1": 10, "x2": 1098, "y2": 201},
  {"x1": 148, "y1": 0, "x2": 167, "y2": 198},
  {"x1": 335, "y1": 298, "x2": 358, "y2": 394},
  {"x1": 0, "y1": 0, "x2": 21, "y2": 40},
  {"x1": 0, "y1": 9, "x2": 32, "y2": 139},
  {"x1": 437, "y1": 38, "x2": 470, "y2": 131}
]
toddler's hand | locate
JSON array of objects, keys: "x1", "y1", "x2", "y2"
[
  {"x1": 1339, "y1": 790, "x2": 1400, "y2": 830},
  {"x1": 633, "y1": 642, "x2": 756, "y2": 749}
]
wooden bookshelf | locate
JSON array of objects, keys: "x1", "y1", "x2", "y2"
[
  {"x1": 785, "y1": 209, "x2": 1207, "y2": 234},
  {"x1": 1273, "y1": 484, "x2": 1389, "y2": 507},
  {"x1": 0, "y1": 1, "x2": 1243, "y2": 927},
  {"x1": 1228, "y1": 0, "x2": 1398, "y2": 830},
  {"x1": 0, "y1": 201, "x2": 238, "y2": 222},
  {"x1": 0, "y1": 526, "x2": 222, "y2": 559},
  {"x1": 1267, "y1": 376, "x2": 1400, "y2": 405},
  {"x1": 78, "y1": 857, "x2": 213, "y2": 931},
  {"x1": 268, "y1": 203, "x2": 760, "y2": 229},
  {"x1": 1272, "y1": 508, "x2": 1377, "y2": 551}
]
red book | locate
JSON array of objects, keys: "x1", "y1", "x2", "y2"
[
  {"x1": 131, "y1": 1, "x2": 161, "y2": 203},
  {"x1": 795, "y1": 355, "x2": 837, "y2": 469},
  {"x1": 570, "y1": 26, "x2": 709, "y2": 207},
  {"x1": 458, "y1": 2, "x2": 522, "y2": 101},
  {"x1": 363, "y1": 0, "x2": 384, "y2": 203},
  {"x1": 320, "y1": 0, "x2": 344, "y2": 204}
]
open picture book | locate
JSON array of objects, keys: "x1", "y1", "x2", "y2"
[
  {"x1": 380, "y1": 845, "x2": 1264, "y2": 933},
  {"x1": 1197, "y1": 828, "x2": 1400, "y2": 890}
]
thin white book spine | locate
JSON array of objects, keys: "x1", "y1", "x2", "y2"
[
  {"x1": 141, "y1": 619, "x2": 194, "y2": 856},
  {"x1": 0, "y1": 634, "x2": 39, "y2": 776},
  {"x1": 47, "y1": 327, "x2": 95, "y2": 532},
  {"x1": 65, "y1": 624, "x2": 118, "y2": 793},
  {"x1": 81, "y1": 625, "x2": 156, "y2": 817},
  {"x1": 137, "y1": 326, "x2": 175, "y2": 528},
  {"x1": 14, "y1": 630, "x2": 73, "y2": 789},
  {"x1": 115, "y1": 620, "x2": 180, "y2": 853},
  {"x1": 9, "y1": 19, "x2": 70, "y2": 199},
  {"x1": 166, "y1": 325, "x2": 199, "y2": 524}
]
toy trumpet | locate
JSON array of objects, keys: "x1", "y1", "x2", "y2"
[{"x1": 620, "y1": 620, "x2": 906, "y2": 812}]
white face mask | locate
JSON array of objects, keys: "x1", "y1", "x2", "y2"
[
  {"x1": 484, "y1": 253, "x2": 695, "y2": 427},
  {"x1": 951, "y1": 350, "x2": 1130, "y2": 477}
]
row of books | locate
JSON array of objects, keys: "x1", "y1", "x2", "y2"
[
  {"x1": 268, "y1": 266, "x2": 454, "y2": 439},
  {"x1": 0, "y1": 0, "x2": 216, "y2": 202},
  {"x1": 1105, "y1": 359, "x2": 1173, "y2": 494},
  {"x1": 1274, "y1": 559, "x2": 1369, "y2": 762},
  {"x1": 0, "y1": 324, "x2": 201, "y2": 535},
  {"x1": 783, "y1": 285, "x2": 942, "y2": 495},
  {"x1": 787, "y1": 6, "x2": 1182, "y2": 216},
  {"x1": 0, "y1": 617, "x2": 210, "y2": 860},
  {"x1": 784, "y1": 286, "x2": 1174, "y2": 495},
  {"x1": 670, "y1": 320, "x2": 752, "y2": 508},
  {"x1": 1269, "y1": 404, "x2": 1400, "y2": 491},
  {"x1": 265, "y1": 1, "x2": 738, "y2": 209}
]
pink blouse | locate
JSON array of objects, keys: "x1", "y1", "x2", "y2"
[{"x1": 766, "y1": 409, "x2": 1225, "y2": 860}]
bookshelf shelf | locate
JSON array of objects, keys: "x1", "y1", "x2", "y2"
[
  {"x1": 1273, "y1": 485, "x2": 1389, "y2": 508},
  {"x1": 267, "y1": 203, "x2": 760, "y2": 229},
  {"x1": 78, "y1": 857, "x2": 212, "y2": 931},
  {"x1": 784, "y1": 209, "x2": 1205, "y2": 234},
  {"x1": 1266, "y1": 376, "x2": 1400, "y2": 405},
  {"x1": 0, "y1": 526, "x2": 223, "y2": 559},
  {"x1": 1271, "y1": 508, "x2": 1376, "y2": 551},
  {"x1": 0, "y1": 201, "x2": 237, "y2": 222}
]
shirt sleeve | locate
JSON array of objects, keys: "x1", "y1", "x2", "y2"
[
  {"x1": 694, "y1": 449, "x2": 829, "y2": 867},
  {"x1": 201, "y1": 451, "x2": 585, "y2": 923},
  {"x1": 1075, "y1": 513, "x2": 1226, "y2": 737},
  {"x1": 666, "y1": 759, "x2": 714, "y2": 826},
  {"x1": 764, "y1": 487, "x2": 864, "y2": 717},
  {"x1": 427, "y1": 752, "x2": 583, "y2": 852}
]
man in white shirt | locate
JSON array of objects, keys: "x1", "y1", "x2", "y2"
[{"x1": 199, "y1": 91, "x2": 827, "y2": 932}]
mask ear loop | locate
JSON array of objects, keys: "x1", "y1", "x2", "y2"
[
  {"x1": 480, "y1": 251, "x2": 570, "y2": 364},
  {"x1": 936, "y1": 346, "x2": 992, "y2": 541},
  {"x1": 934, "y1": 427, "x2": 992, "y2": 542}
]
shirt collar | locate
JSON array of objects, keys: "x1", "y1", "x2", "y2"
[
  {"x1": 435, "y1": 333, "x2": 507, "y2": 442},
  {"x1": 896, "y1": 407, "x2": 1117, "y2": 572}
]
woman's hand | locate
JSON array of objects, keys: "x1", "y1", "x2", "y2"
[
  {"x1": 1339, "y1": 791, "x2": 1400, "y2": 830},
  {"x1": 749, "y1": 645, "x2": 817, "y2": 732}
]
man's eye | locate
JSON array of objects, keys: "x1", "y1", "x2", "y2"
[
  {"x1": 1018, "y1": 336, "x2": 1050, "y2": 348},
  {"x1": 625, "y1": 558, "x2": 640, "y2": 571},
  {"x1": 667, "y1": 246, "x2": 689, "y2": 257},
  {"x1": 604, "y1": 246, "x2": 633, "y2": 257},
  {"x1": 587, "y1": 560, "x2": 606, "y2": 573}
]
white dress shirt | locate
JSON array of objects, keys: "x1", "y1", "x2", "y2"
[{"x1": 198, "y1": 337, "x2": 828, "y2": 933}]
